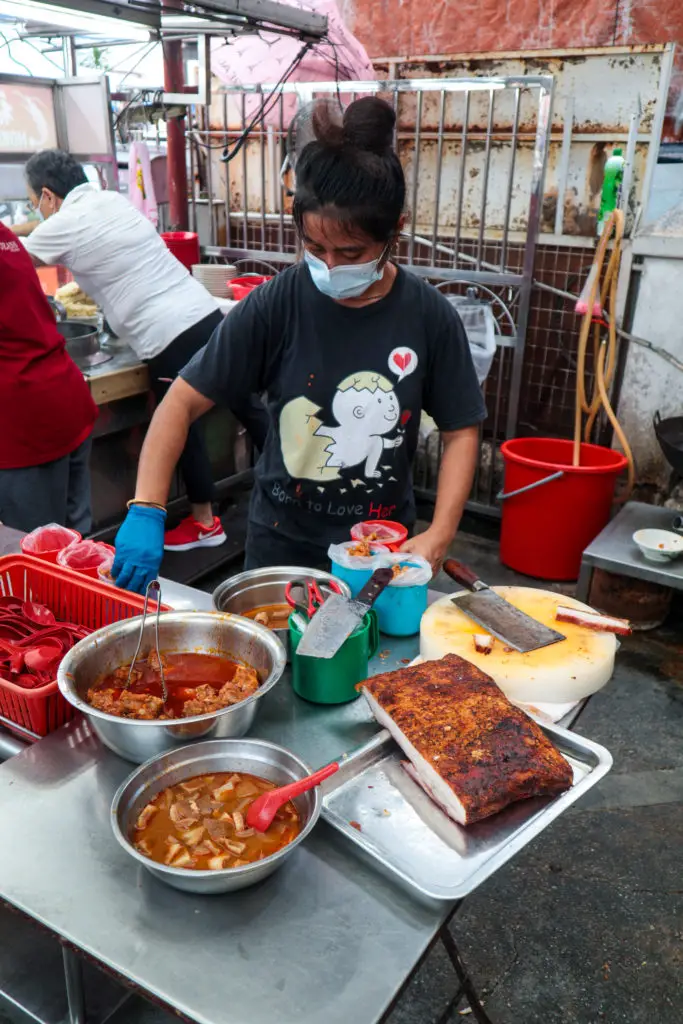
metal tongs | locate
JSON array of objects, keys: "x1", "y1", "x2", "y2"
[{"x1": 125, "y1": 580, "x2": 167, "y2": 701}]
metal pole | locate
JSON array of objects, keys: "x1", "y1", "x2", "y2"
[
  {"x1": 203, "y1": 106, "x2": 216, "y2": 246},
  {"x1": 553, "y1": 95, "x2": 573, "y2": 238},
  {"x1": 431, "y1": 90, "x2": 446, "y2": 265},
  {"x1": 62, "y1": 947, "x2": 86, "y2": 1024},
  {"x1": 453, "y1": 91, "x2": 470, "y2": 269},
  {"x1": 476, "y1": 89, "x2": 495, "y2": 271},
  {"x1": 164, "y1": 40, "x2": 189, "y2": 231},
  {"x1": 0, "y1": 728, "x2": 26, "y2": 761},
  {"x1": 241, "y1": 92, "x2": 249, "y2": 249},
  {"x1": 501, "y1": 87, "x2": 521, "y2": 270},
  {"x1": 408, "y1": 91, "x2": 423, "y2": 264},
  {"x1": 62, "y1": 36, "x2": 77, "y2": 77},
  {"x1": 505, "y1": 79, "x2": 555, "y2": 438},
  {"x1": 223, "y1": 93, "x2": 232, "y2": 248}
]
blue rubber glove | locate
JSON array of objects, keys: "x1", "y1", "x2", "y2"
[{"x1": 112, "y1": 505, "x2": 166, "y2": 594}]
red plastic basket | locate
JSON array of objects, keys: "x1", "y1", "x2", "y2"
[{"x1": 0, "y1": 555, "x2": 168, "y2": 740}]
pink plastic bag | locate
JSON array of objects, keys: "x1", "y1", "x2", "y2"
[
  {"x1": 56, "y1": 541, "x2": 115, "y2": 579},
  {"x1": 350, "y1": 520, "x2": 408, "y2": 552},
  {"x1": 20, "y1": 524, "x2": 81, "y2": 563}
]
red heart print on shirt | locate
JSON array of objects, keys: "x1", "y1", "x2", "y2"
[{"x1": 388, "y1": 347, "x2": 418, "y2": 382}]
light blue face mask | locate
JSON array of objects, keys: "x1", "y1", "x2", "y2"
[
  {"x1": 34, "y1": 193, "x2": 46, "y2": 222},
  {"x1": 304, "y1": 246, "x2": 389, "y2": 300}
]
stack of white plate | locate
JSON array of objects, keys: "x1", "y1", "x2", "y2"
[{"x1": 191, "y1": 264, "x2": 237, "y2": 298}]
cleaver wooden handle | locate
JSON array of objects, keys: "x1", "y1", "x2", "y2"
[
  {"x1": 356, "y1": 567, "x2": 394, "y2": 609},
  {"x1": 442, "y1": 559, "x2": 486, "y2": 592}
]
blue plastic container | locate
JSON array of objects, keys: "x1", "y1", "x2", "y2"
[{"x1": 329, "y1": 558, "x2": 428, "y2": 637}]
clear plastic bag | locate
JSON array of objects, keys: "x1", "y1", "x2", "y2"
[
  {"x1": 446, "y1": 294, "x2": 497, "y2": 384},
  {"x1": 21, "y1": 523, "x2": 81, "y2": 555},
  {"x1": 329, "y1": 540, "x2": 389, "y2": 570},
  {"x1": 56, "y1": 540, "x2": 113, "y2": 572},
  {"x1": 97, "y1": 552, "x2": 115, "y2": 586},
  {"x1": 328, "y1": 543, "x2": 431, "y2": 587}
]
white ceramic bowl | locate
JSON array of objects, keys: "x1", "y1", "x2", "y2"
[{"x1": 633, "y1": 528, "x2": 683, "y2": 563}]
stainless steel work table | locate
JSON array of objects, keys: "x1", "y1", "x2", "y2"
[
  {"x1": 576, "y1": 500, "x2": 683, "y2": 601},
  {"x1": 0, "y1": 580, "x2": 583, "y2": 1024}
]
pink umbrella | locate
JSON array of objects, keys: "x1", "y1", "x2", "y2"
[{"x1": 210, "y1": 0, "x2": 376, "y2": 126}]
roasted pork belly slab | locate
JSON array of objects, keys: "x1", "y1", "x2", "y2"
[{"x1": 358, "y1": 654, "x2": 573, "y2": 825}]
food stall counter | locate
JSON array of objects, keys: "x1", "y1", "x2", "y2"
[
  {"x1": 0, "y1": 560, "x2": 599, "y2": 1024},
  {"x1": 0, "y1": 578, "x2": 456, "y2": 1024},
  {"x1": 83, "y1": 340, "x2": 149, "y2": 406}
]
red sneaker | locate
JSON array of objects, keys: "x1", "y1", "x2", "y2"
[{"x1": 163, "y1": 515, "x2": 226, "y2": 552}]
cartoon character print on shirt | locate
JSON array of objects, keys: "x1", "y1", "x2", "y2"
[{"x1": 279, "y1": 348, "x2": 418, "y2": 486}]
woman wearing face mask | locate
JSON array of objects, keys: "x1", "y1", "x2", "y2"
[{"x1": 112, "y1": 97, "x2": 486, "y2": 593}]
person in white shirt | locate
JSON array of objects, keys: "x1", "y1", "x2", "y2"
[{"x1": 15, "y1": 150, "x2": 265, "y2": 552}]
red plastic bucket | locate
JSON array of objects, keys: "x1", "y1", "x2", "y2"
[
  {"x1": 161, "y1": 231, "x2": 200, "y2": 271},
  {"x1": 500, "y1": 438, "x2": 628, "y2": 581}
]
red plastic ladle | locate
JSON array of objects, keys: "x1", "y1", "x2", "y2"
[
  {"x1": 245, "y1": 761, "x2": 339, "y2": 833},
  {"x1": 22, "y1": 601, "x2": 56, "y2": 627},
  {"x1": 24, "y1": 640, "x2": 63, "y2": 673}
]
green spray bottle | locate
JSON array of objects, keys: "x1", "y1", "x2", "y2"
[{"x1": 597, "y1": 147, "x2": 625, "y2": 236}]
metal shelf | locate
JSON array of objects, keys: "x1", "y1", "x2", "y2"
[{"x1": 0, "y1": 905, "x2": 129, "y2": 1024}]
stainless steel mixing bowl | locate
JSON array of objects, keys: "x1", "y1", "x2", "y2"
[
  {"x1": 212, "y1": 566, "x2": 351, "y2": 657},
  {"x1": 57, "y1": 320, "x2": 101, "y2": 367},
  {"x1": 111, "y1": 738, "x2": 320, "y2": 894},
  {"x1": 58, "y1": 612, "x2": 286, "y2": 764}
]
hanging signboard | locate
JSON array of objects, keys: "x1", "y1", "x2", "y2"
[{"x1": 0, "y1": 81, "x2": 58, "y2": 153}]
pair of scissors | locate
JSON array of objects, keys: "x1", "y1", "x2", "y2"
[{"x1": 285, "y1": 578, "x2": 342, "y2": 620}]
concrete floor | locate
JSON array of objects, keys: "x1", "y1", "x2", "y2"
[{"x1": 1, "y1": 526, "x2": 681, "y2": 1024}]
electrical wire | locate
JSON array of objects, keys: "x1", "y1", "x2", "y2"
[
  {"x1": 189, "y1": 39, "x2": 310, "y2": 154},
  {"x1": 220, "y1": 40, "x2": 313, "y2": 162},
  {"x1": 22, "y1": 38, "x2": 64, "y2": 73},
  {"x1": 115, "y1": 39, "x2": 159, "y2": 91},
  {"x1": 0, "y1": 31, "x2": 32, "y2": 76},
  {"x1": 106, "y1": 39, "x2": 156, "y2": 74}
]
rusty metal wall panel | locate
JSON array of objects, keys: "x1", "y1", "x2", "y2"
[{"x1": 373, "y1": 47, "x2": 672, "y2": 239}]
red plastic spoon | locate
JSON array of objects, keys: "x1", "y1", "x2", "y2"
[
  {"x1": 246, "y1": 761, "x2": 339, "y2": 833},
  {"x1": 22, "y1": 602, "x2": 56, "y2": 627},
  {"x1": 24, "y1": 640, "x2": 63, "y2": 673}
]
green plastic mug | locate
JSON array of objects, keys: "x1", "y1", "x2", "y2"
[{"x1": 289, "y1": 610, "x2": 380, "y2": 704}]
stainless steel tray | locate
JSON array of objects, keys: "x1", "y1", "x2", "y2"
[{"x1": 321, "y1": 724, "x2": 612, "y2": 903}]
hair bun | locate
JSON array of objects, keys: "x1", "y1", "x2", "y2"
[{"x1": 342, "y1": 97, "x2": 395, "y2": 156}]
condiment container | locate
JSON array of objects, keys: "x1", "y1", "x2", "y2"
[
  {"x1": 289, "y1": 610, "x2": 379, "y2": 704},
  {"x1": 329, "y1": 540, "x2": 389, "y2": 595},
  {"x1": 328, "y1": 543, "x2": 430, "y2": 637},
  {"x1": 350, "y1": 520, "x2": 408, "y2": 552}
]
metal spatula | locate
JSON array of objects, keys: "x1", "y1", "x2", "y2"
[{"x1": 443, "y1": 559, "x2": 565, "y2": 654}]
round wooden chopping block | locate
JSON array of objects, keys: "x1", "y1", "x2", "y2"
[{"x1": 420, "y1": 587, "x2": 617, "y2": 704}]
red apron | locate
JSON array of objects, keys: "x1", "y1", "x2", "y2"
[{"x1": 0, "y1": 224, "x2": 98, "y2": 471}]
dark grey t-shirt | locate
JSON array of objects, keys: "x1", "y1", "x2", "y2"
[{"x1": 181, "y1": 263, "x2": 486, "y2": 547}]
